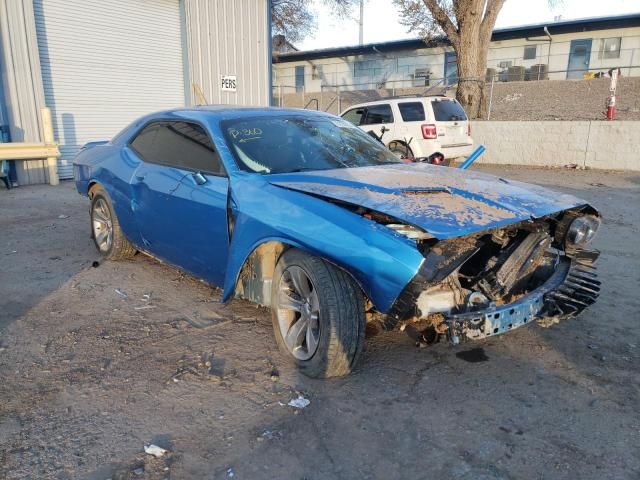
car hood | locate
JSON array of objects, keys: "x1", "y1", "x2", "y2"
[{"x1": 268, "y1": 163, "x2": 588, "y2": 239}]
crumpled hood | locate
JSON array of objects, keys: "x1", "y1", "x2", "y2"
[{"x1": 269, "y1": 163, "x2": 588, "y2": 239}]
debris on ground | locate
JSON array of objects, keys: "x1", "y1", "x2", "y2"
[
  {"x1": 269, "y1": 368, "x2": 279, "y2": 382},
  {"x1": 134, "y1": 305, "x2": 156, "y2": 310},
  {"x1": 114, "y1": 288, "x2": 127, "y2": 298},
  {"x1": 91, "y1": 261, "x2": 100, "y2": 268},
  {"x1": 227, "y1": 467, "x2": 235, "y2": 477},
  {"x1": 564, "y1": 163, "x2": 578, "y2": 169},
  {"x1": 288, "y1": 395, "x2": 310, "y2": 409},
  {"x1": 144, "y1": 444, "x2": 168, "y2": 458},
  {"x1": 57, "y1": 214, "x2": 69, "y2": 219},
  {"x1": 537, "y1": 315, "x2": 561, "y2": 328}
]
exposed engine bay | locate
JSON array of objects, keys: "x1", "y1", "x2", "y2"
[{"x1": 381, "y1": 208, "x2": 601, "y2": 345}]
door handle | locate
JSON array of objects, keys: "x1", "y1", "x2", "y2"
[{"x1": 134, "y1": 174, "x2": 146, "y2": 182}]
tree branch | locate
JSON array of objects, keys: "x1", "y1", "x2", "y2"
[
  {"x1": 480, "y1": 0, "x2": 506, "y2": 41},
  {"x1": 421, "y1": 0, "x2": 459, "y2": 46}
]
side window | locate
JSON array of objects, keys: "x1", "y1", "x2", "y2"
[
  {"x1": 361, "y1": 104, "x2": 393, "y2": 125},
  {"x1": 398, "y1": 102, "x2": 425, "y2": 122},
  {"x1": 130, "y1": 121, "x2": 225, "y2": 175},
  {"x1": 341, "y1": 108, "x2": 365, "y2": 126},
  {"x1": 523, "y1": 45, "x2": 537, "y2": 60}
]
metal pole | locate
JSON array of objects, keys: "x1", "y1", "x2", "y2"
[
  {"x1": 358, "y1": 0, "x2": 364, "y2": 45},
  {"x1": 41, "y1": 107, "x2": 59, "y2": 186},
  {"x1": 459, "y1": 145, "x2": 486, "y2": 170},
  {"x1": 487, "y1": 74, "x2": 494, "y2": 120}
]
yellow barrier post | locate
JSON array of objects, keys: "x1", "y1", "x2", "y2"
[{"x1": 41, "y1": 107, "x2": 59, "y2": 186}]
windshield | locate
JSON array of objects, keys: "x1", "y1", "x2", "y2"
[{"x1": 221, "y1": 115, "x2": 401, "y2": 174}]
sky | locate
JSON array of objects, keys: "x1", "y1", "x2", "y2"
[{"x1": 298, "y1": 0, "x2": 640, "y2": 51}]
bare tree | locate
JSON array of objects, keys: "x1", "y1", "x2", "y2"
[
  {"x1": 272, "y1": 0, "x2": 357, "y2": 45},
  {"x1": 394, "y1": 0, "x2": 506, "y2": 119}
]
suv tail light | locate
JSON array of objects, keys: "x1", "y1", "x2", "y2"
[{"x1": 421, "y1": 124, "x2": 437, "y2": 139}]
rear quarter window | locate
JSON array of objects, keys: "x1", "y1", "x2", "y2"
[
  {"x1": 398, "y1": 102, "x2": 425, "y2": 122},
  {"x1": 430, "y1": 99, "x2": 468, "y2": 121}
]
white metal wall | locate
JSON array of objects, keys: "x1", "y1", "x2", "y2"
[
  {"x1": 0, "y1": 0, "x2": 49, "y2": 184},
  {"x1": 184, "y1": 0, "x2": 271, "y2": 107},
  {"x1": 33, "y1": 0, "x2": 186, "y2": 179}
]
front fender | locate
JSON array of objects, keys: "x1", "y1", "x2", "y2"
[{"x1": 222, "y1": 176, "x2": 425, "y2": 313}]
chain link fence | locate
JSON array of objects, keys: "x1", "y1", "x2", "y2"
[{"x1": 272, "y1": 37, "x2": 640, "y2": 121}]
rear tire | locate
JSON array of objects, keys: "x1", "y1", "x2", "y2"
[
  {"x1": 271, "y1": 249, "x2": 365, "y2": 378},
  {"x1": 89, "y1": 185, "x2": 136, "y2": 260},
  {"x1": 389, "y1": 142, "x2": 414, "y2": 161}
]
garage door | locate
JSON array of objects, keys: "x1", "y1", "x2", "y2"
[{"x1": 34, "y1": 0, "x2": 185, "y2": 179}]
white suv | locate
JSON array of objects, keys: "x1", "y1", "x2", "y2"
[{"x1": 340, "y1": 96, "x2": 473, "y2": 163}]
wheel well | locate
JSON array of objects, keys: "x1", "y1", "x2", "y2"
[
  {"x1": 88, "y1": 181, "x2": 99, "y2": 198},
  {"x1": 235, "y1": 241, "x2": 289, "y2": 307},
  {"x1": 234, "y1": 241, "x2": 371, "y2": 311},
  {"x1": 387, "y1": 140, "x2": 413, "y2": 155}
]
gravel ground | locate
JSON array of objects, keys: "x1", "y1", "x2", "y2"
[{"x1": 1, "y1": 166, "x2": 639, "y2": 479}]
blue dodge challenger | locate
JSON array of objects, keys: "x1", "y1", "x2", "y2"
[{"x1": 74, "y1": 107, "x2": 601, "y2": 378}]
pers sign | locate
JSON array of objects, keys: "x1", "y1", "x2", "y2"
[{"x1": 221, "y1": 75, "x2": 237, "y2": 92}]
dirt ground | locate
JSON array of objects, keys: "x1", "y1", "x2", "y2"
[{"x1": 1, "y1": 165, "x2": 639, "y2": 479}]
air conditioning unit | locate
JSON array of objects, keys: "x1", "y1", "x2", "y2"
[{"x1": 413, "y1": 67, "x2": 431, "y2": 86}]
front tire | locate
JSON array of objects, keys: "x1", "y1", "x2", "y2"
[
  {"x1": 271, "y1": 249, "x2": 365, "y2": 378},
  {"x1": 89, "y1": 186, "x2": 136, "y2": 260}
]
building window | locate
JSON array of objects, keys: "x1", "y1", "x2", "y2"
[
  {"x1": 353, "y1": 59, "x2": 383, "y2": 78},
  {"x1": 312, "y1": 64, "x2": 323, "y2": 80},
  {"x1": 295, "y1": 66, "x2": 305, "y2": 92},
  {"x1": 523, "y1": 45, "x2": 537, "y2": 60},
  {"x1": 598, "y1": 37, "x2": 621, "y2": 59}
]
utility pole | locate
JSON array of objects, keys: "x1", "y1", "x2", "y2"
[{"x1": 358, "y1": 0, "x2": 364, "y2": 45}]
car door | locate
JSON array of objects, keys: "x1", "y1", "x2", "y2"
[
  {"x1": 359, "y1": 103, "x2": 395, "y2": 144},
  {"x1": 126, "y1": 120, "x2": 229, "y2": 286}
]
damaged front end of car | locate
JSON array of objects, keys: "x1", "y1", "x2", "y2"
[{"x1": 385, "y1": 207, "x2": 601, "y2": 345}]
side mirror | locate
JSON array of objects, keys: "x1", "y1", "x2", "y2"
[{"x1": 380, "y1": 126, "x2": 389, "y2": 135}]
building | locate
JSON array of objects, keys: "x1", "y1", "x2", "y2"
[
  {"x1": 272, "y1": 14, "x2": 640, "y2": 94},
  {"x1": 0, "y1": 0, "x2": 272, "y2": 185}
]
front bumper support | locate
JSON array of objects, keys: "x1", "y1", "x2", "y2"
[{"x1": 446, "y1": 252, "x2": 600, "y2": 344}]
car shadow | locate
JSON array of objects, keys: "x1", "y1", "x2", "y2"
[{"x1": 0, "y1": 182, "x2": 97, "y2": 332}]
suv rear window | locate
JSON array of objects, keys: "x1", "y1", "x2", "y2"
[
  {"x1": 430, "y1": 99, "x2": 467, "y2": 121},
  {"x1": 398, "y1": 102, "x2": 425, "y2": 122}
]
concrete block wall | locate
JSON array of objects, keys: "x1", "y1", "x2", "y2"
[{"x1": 470, "y1": 121, "x2": 639, "y2": 171}]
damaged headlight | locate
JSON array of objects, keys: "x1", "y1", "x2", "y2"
[
  {"x1": 386, "y1": 223, "x2": 433, "y2": 240},
  {"x1": 565, "y1": 215, "x2": 600, "y2": 248}
]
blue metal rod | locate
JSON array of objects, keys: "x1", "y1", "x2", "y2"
[{"x1": 459, "y1": 145, "x2": 486, "y2": 170}]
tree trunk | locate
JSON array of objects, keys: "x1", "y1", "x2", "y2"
[{"x1": 454, "y1": 33, "x2": 489, "y2": 120}]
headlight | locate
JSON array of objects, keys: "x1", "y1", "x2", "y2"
[
  {"x1": 386, "y1": 223, "x2": 433, "y2": 240},
  {"x1": 565, "y1": 215, "x2": 600, "y2": 248}
]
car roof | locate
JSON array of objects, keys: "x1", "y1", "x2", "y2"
[
  {"x1": 342, "y1": 95, "x2": 460, "y2": 112},
  {"x1": 142, "y1": 105, "x2": 338, "y2": 122}
]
